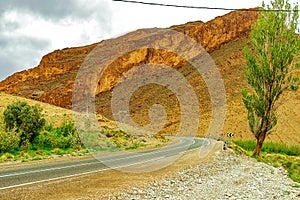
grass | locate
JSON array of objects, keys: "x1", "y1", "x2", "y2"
[
  {"x1": 0, "y1": 148, "x2": 90, "y2": 163},
  {"x1": 232, "y1": 140, "x2": 300, "y2": 156},
  {"x1": 0, "y1": 127, "x2": 151, "y2": 163},
  {"x1": 230, "y1": 140, "x2": 300, "y2": 183},
  {"x1": 104, "y1": 129, "x2": 149, "y2": 150},
  {"x1": 257, "y1": 153, "x2": 300, "y2": 183},
  {"x1": 0, "y1": 121, "x2": 153, "y2": 163},
  {"x1": 0, "y1": 92, "x2": 74, "y2": 127}
]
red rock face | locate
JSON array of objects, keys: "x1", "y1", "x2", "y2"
[
  {"x1": 0, "y1": 44, "x2": 98, "y2": 108},
  {"x1": 0, "y1": 9, "x2": 258, "y2": 109},
  {"x1": 171, "y1": 8, "x2": 258, "y2": 52}
]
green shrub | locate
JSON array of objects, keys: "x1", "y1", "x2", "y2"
[
  {"x1": 51, "y1": 148, "x2": 65, "y2": 155},
  {"x1": 0, "y1": 122, "x2": 20, "y2": 153},
  {"x1": 0, "y1": 152, "x2": 15, "y2": 161},
  {"x1": 125, "y1": 142, "x2": 146, "y2": 150},
  {"x1": 0, "y1": 130, "x2": 20, "y2": 153},
  {"x1": 61, "y1": 121, "x2": 82, "y2": 149},
  {"x1": 60, "y1": 121, "x2": 77, "y2": 137},
  {"x1": 32, "y1": 130, "x2": 56, "y2": 150},
  {"x1": 32, "y1": 121, "x2": 82, "y2": 150},
  {"x1": 3, "y1": 101, "x2": 45, "y2": 146},
  {"x1": 80, "y1": 131, "x2": 110, "y2": 151}
]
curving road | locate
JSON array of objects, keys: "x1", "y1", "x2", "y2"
[{"x1": 0, "y1": 137, "x2": 208, "y2": 190}]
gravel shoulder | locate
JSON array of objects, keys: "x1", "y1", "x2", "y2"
[{"x1": 106, "y1": 148, "x2": 300, "y2": 200}]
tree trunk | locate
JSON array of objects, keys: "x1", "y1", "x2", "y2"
[{"x1": 253, "y1": 131, "x2": 266, "y2": 156}]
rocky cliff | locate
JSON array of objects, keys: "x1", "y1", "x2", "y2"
[
  {"x1": 0, "y1": 43, "x2": 98, "y2": 108},
  {"x1": 0, "y1": 8, "x2": 258, "y2": 109}
]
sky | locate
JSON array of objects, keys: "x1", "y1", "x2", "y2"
[{"x1": 0, "y1": 0, "x2": 299, "y2": 81}]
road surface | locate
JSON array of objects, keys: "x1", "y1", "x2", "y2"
[{"x1": 0, "y1": 137, "x2": 208, "y2": 190}]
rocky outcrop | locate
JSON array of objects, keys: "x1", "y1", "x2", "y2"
[
  {"x1": 171, "y1": 8, "x2": 258, "y2": 52},
  {"x1": 0, "y1": 43, "x2": 98, "y2": 108},
  {"x1": 0, "y1": 8, "x2": 258, "y2": 108}
]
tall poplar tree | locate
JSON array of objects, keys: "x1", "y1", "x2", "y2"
[{"x1": 242, "y1": 0, "x2": 300, "y2": 156}]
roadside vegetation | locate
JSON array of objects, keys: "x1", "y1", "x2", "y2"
[
  {"x1": 230, "y1": 140, "x2": 300, "y2": 183},
  {"x1": 0, "y1": 101, "x2": 85, "y2": 162},
  {"x1": 0, "y1": 101, "x2": 150, "y2": 163}
]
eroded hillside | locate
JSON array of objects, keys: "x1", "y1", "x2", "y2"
[
  {"x1": 0, "y1": 8, "x2": 258, "y2": 107},
  {"x1": 1, "y1": 8, "x2": 299, "y2": 145}
]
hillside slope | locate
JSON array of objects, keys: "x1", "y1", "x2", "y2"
[
  {"x1": 0, "y1": 8, "x2": 258, "y2": 108},
  {"x1": 0, "y1": 8, "x2": 299, "y2": 145},
  {"x1": 0, "y1": 92, "x2": 116, "y2": 130}
]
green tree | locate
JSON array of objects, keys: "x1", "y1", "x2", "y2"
[
  {"x1": 242, "y1": 0, "x2": 300, "y2": 156},
  {"x1": 3, "y1": 101, "x2": 46, "y2": 147}
]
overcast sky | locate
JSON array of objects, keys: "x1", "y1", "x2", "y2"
[{"x1": 0, "y1": 0, "x2": 299, "y2": 81}]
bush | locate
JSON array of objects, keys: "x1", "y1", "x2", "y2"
[
  {"x1": 32, "y1": 121, "x2": 82, "y2": 150},
  {"x1": 3, "y1": 101, "x2": 45, "y2": 146},
  {"x1": 0, "y1": 152, "x2": 15, "y2": 162},
  {"x1": 0, "y1": 124, "x2": 20, "y2": 153},
  {"x1": 80, "y1": 131, "x2": 110, "y2": 151},
  {"x1": 60, "y1": 121, "x2": 77, "y2": 137}
]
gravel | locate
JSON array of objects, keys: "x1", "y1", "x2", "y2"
[{"x1": 104, "y1": 149, "x2": 300, "y2": 200}]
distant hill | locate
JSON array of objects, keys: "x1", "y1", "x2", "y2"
[
  {"x1": 0, "y1": 8, "x2": 299, "y2": 146},
  {"x1": 0, "y1": 92, "x2": 117, "y2": 131},
  {"x1": 0, "y1": 92, "x2": 73, "y2": 126}
]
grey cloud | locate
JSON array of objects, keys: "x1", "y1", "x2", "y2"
[
  {"x1": 0, "y1": 0, "x2": 112, "y2": 36},
  {"x1": 0, "y1": 35, "x2": 51, "y2": 80},
  {"x1": 0, "y1": 37, "x2": 9, "y2": 47},
  {"x1": 0, "y1": 35, "x2": 50, "y2": 50},
  {"x1": 0, "y1": 55, "x2": 17, "y2": 80},
  {"x1": 0, "y1": 0, "x2": 112, "y2": 23},
  {"x1": 0, "y1": 0, "x2": 113, "y2": 81},
  {"x1": 0, "y1": 21, "x2": 20, "y2": 32}
]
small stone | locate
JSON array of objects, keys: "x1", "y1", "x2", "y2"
[
  {"x1": 225, "y1": 193, "x2": 232, "y2": 197},
  {"x1": 100, "y1": 148, "x2": 300, "y2": 200}
]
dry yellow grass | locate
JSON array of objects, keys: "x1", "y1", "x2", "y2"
[
  {"x1": 0, "y1": 92, "x2": 154, "y2": 137},
  {"x1": 0, "y1": 92, "x2": 121, "y2": 132},
  {"x1": 0, "y1": 92, "x2": 73, "y2": 126}
]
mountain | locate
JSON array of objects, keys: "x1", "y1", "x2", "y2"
[
  {"x1": 0, "y1": 8, "x2": 258, "y2": 107},
  {"x1": 1, "y1": 8, "x2": 299, "y2": 146}
]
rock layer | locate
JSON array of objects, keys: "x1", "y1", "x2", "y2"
[{"x1": 0, "y1": 8, "x2": 258, "y2": 109}]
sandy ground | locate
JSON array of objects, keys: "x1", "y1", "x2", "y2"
[{"x1": 220, "y1": 91, "x2": 300, "y2": 146}]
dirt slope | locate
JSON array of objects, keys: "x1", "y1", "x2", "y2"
[
  {"x1": 0, "y1": 92, "x2": 116, "y2": 130},
  {"x1": 0, "y1": 8, "x2": 299, "y2": 145}
]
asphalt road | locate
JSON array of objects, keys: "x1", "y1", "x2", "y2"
[{"x1": 0, "y1": 137, "x2": 207, "y2": 190}]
